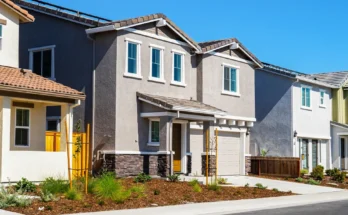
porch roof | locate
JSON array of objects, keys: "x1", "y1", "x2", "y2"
[
  {"x1": 0, "y1": 65, "x2": 85, "y2": 100},
  {"x1": 331, "y1": 121, "x2": 348, "y2": 130},
  {"x1": 137, "y1": 92, "x2": 226, "y2": 116}
]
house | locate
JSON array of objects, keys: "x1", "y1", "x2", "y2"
[
  {"x1": 0, "y1": 0, "x2": 85, "y2": 182},
  {"x1": 14, "y1": 0, "x2": 262, "y2": 177},
  {"x1": 251, "y1": 63, "x2": 336, "y2": 172}
]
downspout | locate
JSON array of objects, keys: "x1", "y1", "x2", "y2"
[{"x1": 169, "y1": 111, "x2": 179, "y2": 176}]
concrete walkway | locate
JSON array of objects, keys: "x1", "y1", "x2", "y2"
[{"x1": 181, "y1": 175, "x2": 342, "y2": 194}]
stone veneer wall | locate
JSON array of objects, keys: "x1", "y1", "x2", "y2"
[
  {"x1": 201, "y1": 155, "x2": 216, "y2": 176},
  {"x1": 187, "y1": 155, "x2": 192, "y2": 175},
  {"x1": 245, "y1": 156, "x2": 251, "y2": 174}
]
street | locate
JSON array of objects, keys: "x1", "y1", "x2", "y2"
[{"x1": 233, "y1": 200, "x2": 348, "y2": 215}]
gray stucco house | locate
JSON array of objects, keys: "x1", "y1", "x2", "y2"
[{"x1": 15, "y1": 0, "x2": 263, "y2": 177}]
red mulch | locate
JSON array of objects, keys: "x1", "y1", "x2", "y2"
[{"x1": 6, "y1": 178, "x2": 293, "y2": 215}]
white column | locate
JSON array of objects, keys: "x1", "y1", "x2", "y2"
[
  {"x1": 327, "y1": 139, "x2": 332, "y2": 169},
  {"x1": 61, "y1": 104, "x2": 73, "y2": 176},
  {"x1": 0, "y1": 97, "x2": 11, "y2": 182},
  {"x1": 181, "y1": 122, "x2": 187, "y2": 174},
  {"x1": 308, "y1": 139, "x2": 313, "y2": 172},
  {"x1": 240, "y1": 132, "x2": 246, "y2": 175}
]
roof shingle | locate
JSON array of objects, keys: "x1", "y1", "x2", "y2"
[{"x1": 1, "y1": 0, "x2": 34, "y2": 22}]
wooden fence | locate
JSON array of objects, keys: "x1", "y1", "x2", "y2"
[{"x1": 250, "y1": 156, "x2": 300, "y2": 178}]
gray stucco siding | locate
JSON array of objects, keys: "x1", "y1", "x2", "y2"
[
  {"x1": 115, "y1": 30, "x2": 197, "y2": 151},
  {"x1": 250, "y1": 69, "x2": 293, "y2": 156}
]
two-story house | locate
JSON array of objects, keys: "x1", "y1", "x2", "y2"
[
  {"x1": 15, "y1": 0, "x2": 262, "y2": 177},
  {"x1": 251, "y1": 63, "x2": 335, "y2": 172}
]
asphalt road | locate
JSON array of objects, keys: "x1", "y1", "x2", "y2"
[{"x1": 232, "y1": 200, "x2": 348, "y2": 215}]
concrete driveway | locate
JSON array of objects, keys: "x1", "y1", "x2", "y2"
[{"x1": 182, "y1": 175, "x2": 342, "y2": 194}]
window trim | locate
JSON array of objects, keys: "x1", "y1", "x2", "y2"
[
  {"x1": 319, "y1": 89, "x2": 326, "y2": 108},
  {"x1": 301, "y1": 85, "x2": 312, "y2": 110},
  {"x1": 124, "y1": 38, "x2": 142, "y2": 79},
  {"x1": 221, "y1": 63, "x2": 241, "y2": 97},
  {"x1": 0, "y1": 24, "x2": 3, "y2": 51},
  {"x1": 148, "y1": 44, "x2": 165, "y2": 83},
  {"x1": 46, "y1": 116, "x2": 61, "y2": 132},
  {"x1": 148, "y1": 119, "x2": 160, "y2": 146},
  {"x1": 28, "y1": 45, "x2": 56, "y2": 80},
  {"x1": 14, "y1": 107, "x2": 30, "y2": 147},
  {"x1": 171, "y1": 50, "x2": 186, "y2": 87}
]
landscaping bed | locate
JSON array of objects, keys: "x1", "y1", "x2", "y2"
[{"x1": 5, "y1": 174, "x2": 293, "y2": 215}]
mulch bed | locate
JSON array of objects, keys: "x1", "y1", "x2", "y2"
[
  {"x1": 249, "y1": 174, "x2": 348, "y2": 189},
  {"x1": 6, "y1": 178, "x2": 293, "y2": 215}
]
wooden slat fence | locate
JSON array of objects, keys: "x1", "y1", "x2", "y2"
[{"x1": 250, "y1": 156, "x2": 300, "y2": 178}]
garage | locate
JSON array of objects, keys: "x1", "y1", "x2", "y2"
[{"x1": 217, "y1": 131, "x2": 241, "y2": 175}]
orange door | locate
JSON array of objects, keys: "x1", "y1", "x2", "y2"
[{"x1": 172, "y1": 124, "x2": 182, "y2": 172}]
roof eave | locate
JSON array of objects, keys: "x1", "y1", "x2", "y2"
[
  {"x1": 0, "y1": 1, "x2": 34, "y2": 23},
  {"x1": 296, "y1": 76, "x2": 339, "y2": 89}
]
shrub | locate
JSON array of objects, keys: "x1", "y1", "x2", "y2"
[
  {"x1": 326, "y1": 168, "x2": 340, "y2": 177},
  {"x1": 260, "y1": 148, "x2": 269, "y2": 156},
  {"x1": 295, "y1": 177, "x2": 304, "y2": 182},
  {"x1": 272, "y1": 188, "x2": 279, "y2": 192},
  {"x1": 311, "y1": 165, "x2": 324, "y2": 180},
  {"x1": 0, "y1": 187, "x2": 32, "y2": 208},
  {"x1": 111, "y1": 189, "x2": 131, "y2": 204},
  {"x1": 39, "y1": 189, "x2": 58, "y2": 202},
  {"x1": 46, "y1": 205, "x2": 53, "y2": 211},
  {"x1": 134, "y1": 173, "x2": 152, "y2": 183},
  {"x1": 332, "y1": 171, "x2": 346, "y2": 183},
  {"x1": 41, "y1": 177, "x2": 69, "y2": 194},
  {"x1": 94, "y1": 173, "x2": 121, "y2": 199},
  {"x1": 15, "y1": 178, "x2": 36, "y2": 193},
  {"x1": 244, "y1": 183, "x2": 250, "y2": 188},
  {"x1": 192, "y1": 183, "x2": 202, "y2": 192},
  {"x1": 87, "y1": 177, "x2": 98, "y2": 194},
  {"x1": 255, "y1": 183, "x2": 267, "y2": 189},
  {"x1": 307, "y1": 178, "x2": 320, "y2": 185},
  {"x1": 188, "y1": 179, "x2": 200, "y2": 186},
  {"x1": 153, "y1": 189, "x2": 160, "y2": 195},
  {"x1": 130, "y1": 185, "x2": 145, "y2": 198},
  {"x1": 97, "y1": 200, "x2": 105, "y2": 206},
  {"x1": 217, "y1": 177, "x2": 228, "y2": 185},
  {"x1": 300, "y1": 169, "x2": 309, "y2": 176},
  {"x1": 65, "y1": 188, "x2": 82, "y2": 200},
  {"x1": 208, "y1": 183, "x2": 221, "y2": 191},
  {"x1": 167, "y1": 174, "x2": 180, "y2": 182}
]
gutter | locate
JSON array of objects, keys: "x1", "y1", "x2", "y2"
[
  {"x1": 296, "y1": 76, "x2": 339, "y2": 89},
  {"x1": 86, "y1": 25, "x2": 116, "y2": 34}
]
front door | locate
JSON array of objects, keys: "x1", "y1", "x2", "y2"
[
  {"x1": 312, "y1": 140, "x2": 318, "y2": 168},
  {"x1": 172, "y1": 124, "x2": 182, "y2": 173},
  {"x1": 341, "y1": 138, "x2": 345, "y2": 170},
  {"x1": 301, "y1": 139, "x2": 309, "y2": 169}
]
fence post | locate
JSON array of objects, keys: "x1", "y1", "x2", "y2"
[
  {"x1": 258, "y1": 159, "x2": 261, "y2": 175},
  {"x1": 53, "y1": 132, "x2": 57, "y2": 152}
]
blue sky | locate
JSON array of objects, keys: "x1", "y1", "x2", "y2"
[{"x1": 40, "y1": 0, "x2": 348, "y2": 74}]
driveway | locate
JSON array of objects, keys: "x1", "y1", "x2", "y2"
[{"x1": 182, "y1": 175, "x2": 342, "y2": 194}]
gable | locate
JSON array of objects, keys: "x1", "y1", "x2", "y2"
[
  {"x1": 216, "y1": 45, "x2": 251, "y2": 61},
  {"x1": 133, "y1": 22, "x2": 184, "y2": 42}
]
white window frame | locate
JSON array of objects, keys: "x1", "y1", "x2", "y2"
[
  {"x1": 14, "y1": 108, "x2": 30, "y2": 147},
  {"x1": 0, "y1": 24, "x2": 3, "y2": 51},
  {"x1": 301, "y1": 85, "x2": 312, "y2": 110},
  {"x1": 28, "y1": 45, "x2": 56, "y2": 80},
  {"x1": 171, "y1": 49, "x2": 186, "y2": 87},
  {"x1": 46, "y1": 116, "x2": 61, "y2": 132},
  {"x1": 221, "y1": 63, "x2": 241, "y2": 97},
  {"x1": 148, "y1": 44, "x2": 165, "y2": 83},
  {"x1": 148, "y1": 118, "x2": 160, "y2": 146},
  {"x1": 319, "y1": 89, "x2": 326, "y2": 108},
  {"x1": 124, "y1": 38, "x2": 142, "y2": 79}
]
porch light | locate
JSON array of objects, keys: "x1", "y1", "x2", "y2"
[{"x1": 294, "y1": 130, "x2": 297, "y2": 137}]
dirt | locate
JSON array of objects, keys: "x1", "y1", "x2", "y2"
[{"x1": 6, "y1": 178, "x2": 293, "y2": 215}]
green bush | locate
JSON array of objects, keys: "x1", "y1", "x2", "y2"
[
  {"x1": 0, "y1": 187, "x2": 32, "y2": 208},
  {"x1": 244, "y1": 183, "x2": 250, "y2": 188},
  {"x1": 188, "y1": 179, "x2": 200, "y2": 186},
  {"x1": 272, "y1": 188, "x2": 279, "y2": 192},
  {"x1": 153, "y1": 189, "x2": 160, "y2": 195},
  {"x1": 295, "y1": 177, "x2": 304, "y2": 182},
  {"x1": 112, "y1": 189, "x2": 131, "y2": 204},
  {"x1": 300, "y1": 169, "x2": 309, "y2": 176},
  {"x1": 15, "y1": 178, "x2": 36, "y2": 193},
  {"x1": 41, "y1": 177, "x2": 69, "y2": 194},
  {"x1": 130, "y1": 185, "x2": 145, "y2": 198},
  {"x1": 134, "y1": 173, "x2": 152, "y2": 183},
  {"x1": 208, "y1": 183, "x2": 221, "y2": 191},
  {"x1": 311, "y1": 165, "x2": 324, "y2": 180},
  {"x1": 326, "y1": 168, "x2": 340, "y2": 177},
  {"x1": 255, "y1": 183, "x2": 267, "y2": 189},
  {"x1": 307, "y1": 178, "x2": 320, "y2": 185},
  {"x1": 167, "y1": 174, "x2": 180, "y2": 182},
  {"x1": 39, "y1": 189, "x2": 58, "y2": 202},
  {"x1": 65, "y1": 188, "x2": 82, "y2": 200},
  {"x1": 217, "y1": 177, "x2": 228, "y2": 185},
  {"x1": 192, "y1": 183, "x2": 202, "y2": 192},
  {"x1": 94, "y1": 173, "x2": 122, "y2": 199},
  {"x1": 332, "y1": 171, "x2": 346, "y2": 183}
]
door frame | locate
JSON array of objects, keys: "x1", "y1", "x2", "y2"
[{"x1": 173, "y1": 120, "x2": 188, "y2": 174}]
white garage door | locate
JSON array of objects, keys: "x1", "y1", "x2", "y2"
[{"x1": 218, "y1": 131, "x2": 241, "y2": 175}]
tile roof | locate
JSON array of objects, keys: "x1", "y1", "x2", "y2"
[
  {"x1": 12, "y1": 0, "x2": 110, "y2": 26},
  {"x1": 199, "y1": 38, "x2": 263, "y2": 67},
  {"x1": 0, "y1": 65, "x2": 85, "y2": 100},
  {"x1": 307, "y1": 71, "x2": 348, "y2": 88},
  {"x1": 103, "y1": 13, "x2": 201, "y2": 51},
  {"x1": 137, "y1": 92, "x2": 226, "y2": 116},
  {"x1": 1, "y1": 0, "x2": 34, "y2": 22},
  {"x1": 261, "y1": 62, "x2": 306, "y2": 78}
]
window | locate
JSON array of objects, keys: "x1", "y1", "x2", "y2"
[
  {"x1": 149, "y1": 44, "x2": 165, "y2": 83},
  {"x1": 29, "y1": 45, "x2": 55, "y2": 80},
  {"x1": 301, "y1": 86, "x2": 311, "y2": 108},
  {"x1": 319, "y1": 90, "x2": 325, "y2": 107},
  {"x1": 148, "y1": 120, "x2": 159, "y2": 145},
  {"x1": 46, "y1": 117, "x2": 61, "y2": 131},
  {"x1": 15, "y1": 109, "x2": 30, "y2": 147},
  {"x1": 171, "y1": 50, "x2": 185, "y2": 86},
  {"x1": 124, "y1": 38, "x2": 142, "y2": 79},
  {"x1": 222, "y1": 63, "x2": 240, "y2": 96},
  {"x1": 0, "y1": 25, "x2": 2, "y2": 50}
]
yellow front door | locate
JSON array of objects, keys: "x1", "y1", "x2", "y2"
[{"x1": 172, "y1": 124, "x2": 182, "y2": 172}]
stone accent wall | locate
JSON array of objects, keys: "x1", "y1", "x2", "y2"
[
  {"x1": 245, "y1": 156, "x2": 251, "y2": 175},
  {"x1": 158, "y1": 155, "x2": 170, "y2": 177},
  {"x1": 201, "y1": 155, "x2": 216, "y2": 176},
  {"x1": 187, "y1": 155, "x2": 192, "y2": 175}
]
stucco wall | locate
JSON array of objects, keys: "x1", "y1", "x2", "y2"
[
  {"x1": 0, "y1": 5, "x2": 19, "y2": 67},
  {"x1": 115, "y1": 29, "x2": 197, "y2": 151},
  {"x1": 250, "y1": 70, "x2": 293, "y2": 156}
]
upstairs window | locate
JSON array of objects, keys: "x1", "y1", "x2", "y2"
[
  {"x1": 171, "y1": 50, "x2": 186, "y2": 86},
  {"x1": 15, "y1": 109, "x2": 30, "y2": 147},
  {"x1": 29, "y1": 45, "x2": 55, "y2": 80},
  {"x1": 319, "y1": 90, "x2": 325, "y2": 107},
  {"x1": 148, "y1": 120, "x2": 159, "y2": 146},
  {"x1": 125, "y1": 38, "x2": 142, "y2": 79},
  {"x1": 149, "y1": 44, "x2": 165, "y2": 83},
  {"x1": 222, "y1": 63, "x2": 240, "y2": 96},
  {"x1": 301, "y1": 86, "x2": 311, "y2": 108}
]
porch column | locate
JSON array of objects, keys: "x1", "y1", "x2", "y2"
[
  {"x1": 240, "y1": 131, "x2": 246, "y2": 175},
  {"x1": 158, "y1": 116, "x2": 172, "y2": 177},
  {"x1": 327, "y1": 139, "x2": 332, "y2": 169},
  {"x1": 0, "y1": 97, "x2": 11, "y2": 182},
  {"x1": 202, "y1": 121, "x2": 215, "y2": 176},
  {"x1": 61, "y1": 104, "x2": 73, "y2": 177}
]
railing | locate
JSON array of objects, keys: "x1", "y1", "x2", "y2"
[{"x1": 250, "y1": 156, "x2": 300, "y2": 178}]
